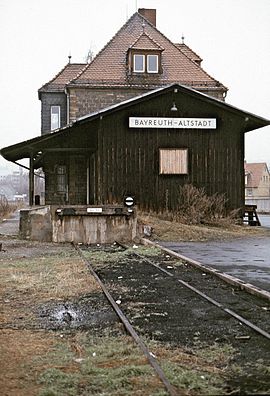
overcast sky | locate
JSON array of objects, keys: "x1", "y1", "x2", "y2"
[{"x1": 0, "y1": 0, "x2": 269, "y2": 169}]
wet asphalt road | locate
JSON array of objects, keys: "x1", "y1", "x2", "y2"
[{"x1": 161, "y1": 215, "x2": 270, "y2": 292}]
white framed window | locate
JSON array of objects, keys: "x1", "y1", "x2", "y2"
[
  {"x1": 147, "y1": 54, "x2": 158, "y2": 73},
  {"x1": 133, "y1": 53, "x2": 160, "y2": 73},
  {"x1": 51, "y1": 105, "x2": 61, "y2": 131},
  {"x1": 133, "y1": 54, "x2": 145, "y2": 73},
  {"x1": 159, "y1": 149, "x2": 188, "y2": 175}
]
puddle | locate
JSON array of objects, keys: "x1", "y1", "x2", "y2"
[{"x1": 38, "y1": 294, "x2": 118, "y2": 330}]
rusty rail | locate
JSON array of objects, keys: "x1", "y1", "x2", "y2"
[{"x1": 74, "y1": 243, "x2": 178, "y2": 396}]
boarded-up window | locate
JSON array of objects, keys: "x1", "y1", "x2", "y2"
[{"x1": 159, "y1": 149, "x2": 188, "y2": 174}]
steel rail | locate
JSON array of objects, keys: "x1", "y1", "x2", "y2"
[
  {"x1": 117, "y1": 242, "x2": 270, "y2": 341},
  {"x1": 74, "y1": 244, "x2": 178, "y2": 396}
]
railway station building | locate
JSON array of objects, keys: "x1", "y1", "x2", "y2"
[{"x1": 1, "y1": 9, "x2": 269, "y2": 243}]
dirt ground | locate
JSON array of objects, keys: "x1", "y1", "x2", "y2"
[{"x1": 1, "y1": 234, "x2": 269, "y2": 395}]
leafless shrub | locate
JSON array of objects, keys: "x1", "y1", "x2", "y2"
[{"x1": 174, "y1": 184, "x2": 240, "y2": 225}]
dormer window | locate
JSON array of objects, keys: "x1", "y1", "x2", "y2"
[
  {"x1": 132, "y1": 52, "x2": 160, "y2": 74},
  {"x1": 129, "y1": 31, "x2": 163, "y2": 75}
]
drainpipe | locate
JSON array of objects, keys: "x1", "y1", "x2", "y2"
[
  {"x1": 65, "y1": 87, "x2": 70, "y2": 125},
  {"x1": 29, "y1": 154, "x2": 34, "y2": 206}
]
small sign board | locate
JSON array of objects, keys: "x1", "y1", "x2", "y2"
[
  {"x1": 129, "y1": 117, "x2": 216, "y2": 129},
  {"x1": 87, "y1": 207, "x2": 103, "y2": 213}
]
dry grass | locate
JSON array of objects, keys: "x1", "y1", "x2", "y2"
[
  {"x1": 138, "y1": 212, "x2": 268, "y2": 242},
  {"x1": 1, "y1": 256, "x2": 99, "y2": 301},
  {"x1": 138, "y1": 184, "x2": 269, "y2": 242}
]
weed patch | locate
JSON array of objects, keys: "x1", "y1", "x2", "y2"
[{"x1": 82, "y1": 245, "x2": 162, "y2": 268}]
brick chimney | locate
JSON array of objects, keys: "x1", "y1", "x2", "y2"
[{"x1": 138, "y1": 8, "x2": 156, "y2": 27}]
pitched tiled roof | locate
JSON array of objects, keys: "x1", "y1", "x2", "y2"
[
  {"x1": 175, "y1": 43, "x2": 202, "y2": 65},
  {"x1": 68, "y1": 12, "x2": 227, "y2": 93},
  {"x1": 38, "y1": 63, "x2": 87, "y2": 95},
  {"x1": 245, "y1": 162, "x2": 270, "y2": 187}
]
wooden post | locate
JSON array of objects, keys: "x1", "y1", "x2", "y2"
[{"x1": 29, "y1": 155, "x2": 34, "y2": 206}]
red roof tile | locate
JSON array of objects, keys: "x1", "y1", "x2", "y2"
[
  {"x1": 69, "y1": 12, "x2": 226, "y2": 93},
  {"x1": 38, "y1": 63, "x2": 87, "y2": 94}
]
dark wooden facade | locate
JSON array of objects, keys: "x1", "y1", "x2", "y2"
[
  {"x1": 86, "y1": 88, "x2": 245, "y2": 211},
  {"x1": 1, "y1": 84, "x2": 269, "y2": 212}
]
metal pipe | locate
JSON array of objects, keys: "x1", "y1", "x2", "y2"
[{"x1": 29, "y1": 155, "x2": 34, "y2": 206}]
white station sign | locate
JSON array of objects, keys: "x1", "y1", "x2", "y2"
[{"x1": 129, "y1": 117, "x2": 216, "y2": 129}]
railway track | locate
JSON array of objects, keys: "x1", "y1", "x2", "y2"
[
  {"x1": 75, "y1": 243, "x2": 177, "y2": 396},
  {"x1": 75, "y1": 242, "x2": 270, "y2": 395}
]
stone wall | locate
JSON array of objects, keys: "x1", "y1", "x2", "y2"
[{"x1": 69, "y1": 87, "x2": 147, "y2": 122}]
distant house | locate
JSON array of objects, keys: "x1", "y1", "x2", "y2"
[
  {"x1": 38, "y1": 8, "x2": 227, "y2": 135},
  {"x1": 245, "y1": 162, "x2": 270, "y2": 198}
]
